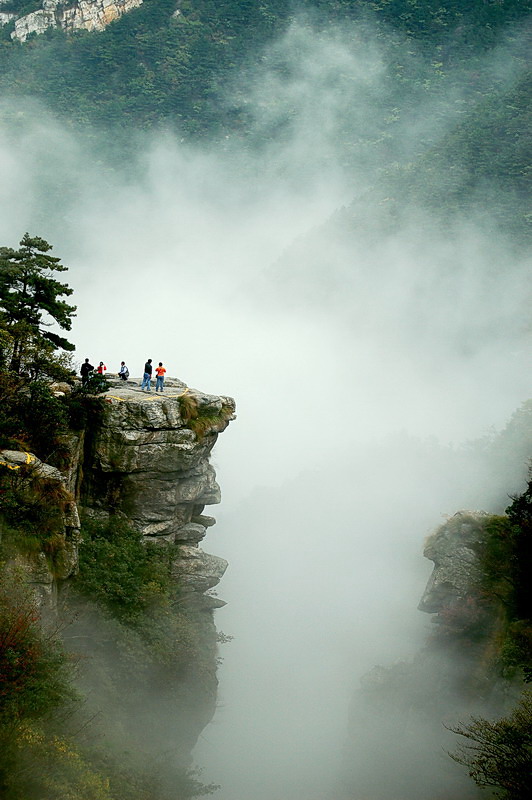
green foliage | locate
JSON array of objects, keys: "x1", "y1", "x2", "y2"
[
  {"x1": 0, "y1": 328, "x2": 14, "y2": 372},
  {"x1": 0, "y1": 0, "x2": 528, "y2": 135},
  {"x1": 102, "y1": 763, "x2": 218, "y2": 799},
  {"x1": 448, "y1": 690, "x2": 532, "y2": 800},
  {"x1": 475, "y1": 478, "x2": 532, "y2": 676},
  {"x1": 0, "y1": 0, "x2": 41, "y2": 16},
  {"x1": 178, "y1": 393, "x2": 234, "y2": 440},
  {"x1": 4, "y1": 723, "x2": 114, "y2": 800},
  {"x1": 0, "y1": 571, "x2": 110, "y2": 800},
  {"x1": 78, "y1": 372, "x2": 110, "y2": 396},
  {"x1": 0, "y1": 368, "x2": 106, "y2": 465},
  {"x1": 0, "y1": 234, "x2": 76, "y2": 375},
  {"x1": 0, "y1": 372, "x2": 71, "y2": 460},
  {"x1": 0, "y1": 567, "x2": 75, "y2": 727},
  {"x1": 480, "y1": 515, "x2": 516, "y2": 605},
  {"x1": 74, "y1": 517, "x2": 214, "y2": 683},
  {"x1": 75, "y1": 516, "x2": 175, "y2": 621},
  {"x1": 0, "y1": 464, "x2": 69, "y2": 533}
]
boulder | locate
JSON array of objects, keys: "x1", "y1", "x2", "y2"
[{"x1": 418, "y1": 511, "x2": 488, "y2": 613}]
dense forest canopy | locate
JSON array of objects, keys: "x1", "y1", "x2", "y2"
[
  {"x1": 0, "y1": 0, "x2": 529, "y2": 133},
  {"x1": 0, "y1": 1, "x2": 529, "y2": 241}
]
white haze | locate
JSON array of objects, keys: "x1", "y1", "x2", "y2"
[{"x1": 0, "y1": 17, "x2": 530, "y2": 800}]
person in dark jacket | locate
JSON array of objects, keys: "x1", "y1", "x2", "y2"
[
  {"x1": 80, "y1": 358, "x2": 94, "y2": 386},
  {"x1": 140, "y1": 359, "x2": 153, "y2": 391}
]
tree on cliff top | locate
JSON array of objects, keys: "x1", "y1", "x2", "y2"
[{"x1": 0, "y1": 234, "x2": 76, "y2": 376}]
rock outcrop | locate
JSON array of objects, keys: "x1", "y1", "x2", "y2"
[
  {"x1": 81, "y1": 380, "x2": 235, "y2": 607},
  {"x1": 7, "y1": 0, "x2": 144, "y2": 43},
  {"x1": 0, "y1": 376, "x2": 235, "y2": 769},
  {"x1": 0, "y1": 378, "x2": 235, "y2": 610},
  {"x1": 0, "y1": 0, "x2": 15, "y2": 26},
  {"x1": 418, "y1": 511, "x2": 488, "y2": 613},
  {"x1": 343, "y1": 509, "x2": 523, "y2": 800},
  {"x1": 0, "y1": 448, "x2": 81, "y2": 608}
]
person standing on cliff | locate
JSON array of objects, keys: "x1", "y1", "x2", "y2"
[
  {"x1": 140, "y1": 359, "x2": 153, "y2": 391},
  {"x1": 80, "y1": 358, "x2": 94, "y2": 386},
  {"x1": 155, "y1": 362, "x2": 166, "y2": 393}
]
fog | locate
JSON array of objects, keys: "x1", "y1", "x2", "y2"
[{"x1": 1, "y1": 16, "x2": 530, "y2": 800}]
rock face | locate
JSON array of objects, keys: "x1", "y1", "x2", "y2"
[
  {"x1": 344, "y1": 510, "x2": 517, "y2": 800},
  {"x1": 1, "y1": 379, "x2": 235, "y2": 610},
  {"x1": 0, "y1": 448, "x2": 81, "y2": 609},
  {"x1": 0, "y1": 0, "x2": 15, "y2": 25},
  {"x1": 1, "y1": 378, "x2": 235, "y2": 767},
  {"x1": 81, "y1": 381, "x2": 235, "y2": 606},
  {"x1": 418, "y1": 511, "x2": 488, "y2": 613},
  {"x1": 8, "y1": 0, "x2": 144, "y2": 43}
]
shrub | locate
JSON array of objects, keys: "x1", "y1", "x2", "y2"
[
  {"x1": 74, "y1": 518, "x2": 209, "y2": 682},
  {"x1": 474, "y1": 480, "x2": 532, "y2": 676},
  {"x1": 5, "y1": 722, "x2": 113, "y2": 800},
  {"x1": 0, "y1": 464, "x2": 70, "y2": 545},
  {"x1": 178, "y1": 393, "x2": 234, "y2": 441},
  {"x1": 75, "y1": 517, "x2": 175, "y2": 622},
  {"x1": 0, "y1": 374, "x2": 71, "y2": 462},
  {"x1": 177, "y1": 392, "x2": 199, "y2": 424},
  {"x1": 448, "y1": 691, "x2": 532, "y2": 800},
  {"x1": 0, "y1": 568, "x2": 75, "y2": 727}
]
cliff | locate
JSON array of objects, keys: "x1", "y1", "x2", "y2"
[
  {"x1": 1, "y1": 378, "x2": 235, "y2": 611},
  {"x1": 343, "y1": 504, "x2": 531, "y2": 800},
  {"x1": 78, "y1": 380, "x2": 234, "y2": 606},
  {"x1": 0, "y1": 375, "x2": 235, "y2": 787},
  {"x1": 4, "y1": 0, "x2": 144, "y2": 42}
]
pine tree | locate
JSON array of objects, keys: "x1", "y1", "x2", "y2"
[{"x1": 0, "y1": 234, "x2": 76, "y2": 375}]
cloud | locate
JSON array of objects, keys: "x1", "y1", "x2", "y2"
[{"x1": 0, "y1": 16, "x2": 530, "y2": 800}]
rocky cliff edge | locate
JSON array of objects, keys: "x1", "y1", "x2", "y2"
[{"x1": 0, "y1": 377, "x2": 236, "y2": 610}]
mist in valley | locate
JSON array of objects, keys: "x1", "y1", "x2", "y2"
[{"x1": 1, "y1": 14, "x2": 530, "y2": 800}]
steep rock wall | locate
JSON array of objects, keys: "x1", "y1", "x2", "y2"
[
  {"x1": 1, "y1": 377, "x2": 235, "y2": 764},
  {"x1": 343, "y1": 511, "x2": 524, "y2": 799},
  {"x1": 8, "y1": 0, "x2": 144, "y2": 42},
  {"x1": 0, "y1": 448, "x2": 81, "y2": 610},
  {"x1": 80, "y1": 381, "x2": 235, "y2": 607},
  {"x1": 1, "y1": 379, "x2": 235, "y2": 610}
]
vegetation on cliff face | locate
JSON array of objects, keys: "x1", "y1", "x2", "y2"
[
  {"x1": 429, "y1": 479, "x2": 532, "y2": 682},
  {"x1": 73, "y1": 515, "x2": 209, "y2": 679},
  {"x1": 177, "y1": 391, "x2": 235, "y2": 440},
  {"x1": 430, "y1": 478, "x2": 532, "y2": 798},
  {"x1": 0, "y1": 567, "x2": 118, "y2": 800}
]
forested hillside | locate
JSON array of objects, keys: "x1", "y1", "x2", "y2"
[
  {"x1": 0, "y1": 1, "x2": 528, "y2": 135},
  {"x1": 1, "y1": 1, "x2": 529, "y2": 239}
]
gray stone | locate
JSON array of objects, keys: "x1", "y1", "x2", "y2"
[
  {"x1": 172, "y1": 547, "x2": 228, "y2": 594},
  {"x1": 174, "y1": 523, "x2": 207, "y2": 543},
  {"x1": 12, "y1": 0, "x2": 144, "y2": 42},
  {"x1": 191, "y1": 514, "x2": 216, "y2": 528},
  {"x1": 418, "y1": 511, "x2": 488, "y2": 613}
]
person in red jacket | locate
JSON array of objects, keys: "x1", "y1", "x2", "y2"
[{"x1": 155, "y1": 362, "x2": 166, "y2": 393}]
